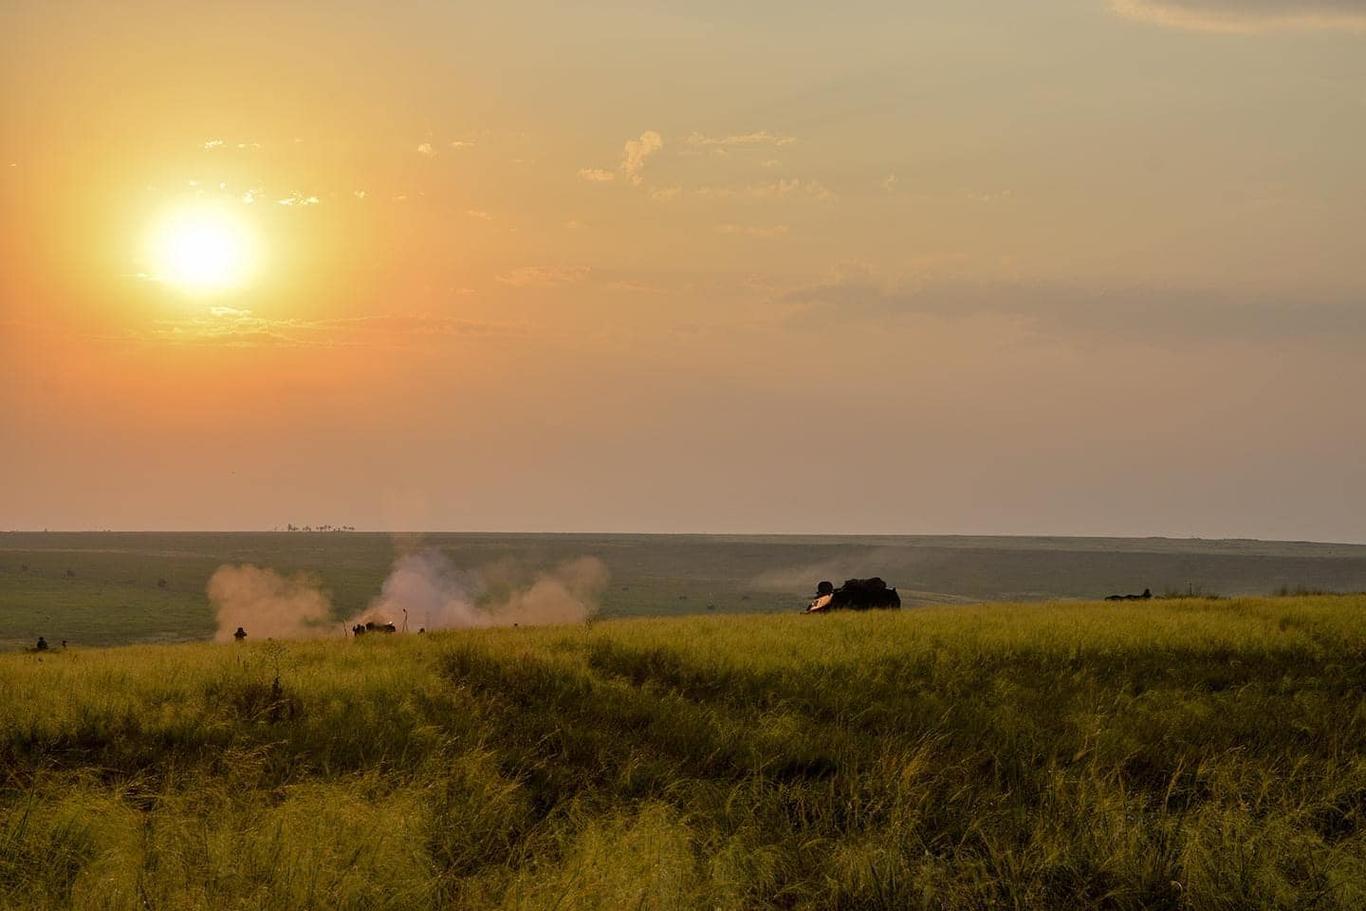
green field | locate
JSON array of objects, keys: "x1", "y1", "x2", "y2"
[
  {"x1": 2, "y1": 595, "x2": 1363, "y2": 909},
  {"x1": 4, "y1": 532, "x2": 1366, "y2": 649}
]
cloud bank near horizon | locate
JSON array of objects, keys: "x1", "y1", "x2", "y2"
[{"x1": 1110, "y1": 0, "x2": 1366, "y2": 31}]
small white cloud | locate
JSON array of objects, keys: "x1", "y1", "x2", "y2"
[
  {"x1": 620, "y1": 130, "x2": 663, "y2": 185},
  {"x1": 277, "y1": 195, "x2": 320, "y2": 207},
  {"x1": 882, "y1": 174, "x2": 899, "y2": 192},
  {"x1": 416, "y1": 142, "x2": 437, "y2": 157},
  {"x1": 580, "y1": 130, "x2": 665, "y2": 187},
  {"x1": 449, "y1": 139, "x2": 477, "y2": 149},
  {"x1": 466, "y1": 209, "x2": 493, "y2": 220},
  {"x1": 353, "y1": 189, "x2": 367, "y2": 199},
  {"x1": 649, "y1": 186, "x2": 682, "y2": 202},
  {"x1": 202, "y1": 139, "x2": 224, "y2": 150}
]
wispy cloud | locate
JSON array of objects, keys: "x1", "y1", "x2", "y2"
[
  {"x1": 204, "y1": 139, "x2": 261, "y2": 151},
  {"x1": 578, "y1": 167, "x2": 616, "y2": 183},
  {"x1": 604, "y1": 279, "x2": 666, "y2": 294},
  {"x1": 1109, "y1": 0, "x2": 1366, "y2": 32},
  {"x1": 782, "y1": 274, "x2": 1366, "y2": 344},
  {"x1": 416, "y1": 142, "x2": 437, "y2": 156},
  {"x1": 695, "y1": 178, "x2": 836, "y2": 202},
  {"x1": 141, "y1": 308, "x2": 529, "y2": 348},
  {"x1": 276, "y1": 194, "x2": 320, "y2": 207},
  {"x1": 495, "y1": 265, "x2": 593, "y2": 287},
  {"x1": 716, "y1": 223, "x2": 790, "y2": 238},
  {"x1": 686, "y1": 130, "x2": 796, "y2": 148}
]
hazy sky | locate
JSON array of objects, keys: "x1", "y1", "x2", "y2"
[{"x1": 2, "y1": 1, "x2": 1364, "y2": 540}]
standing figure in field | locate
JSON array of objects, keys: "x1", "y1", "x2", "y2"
[
  {"x1": 233, "y1": 626, "x2": 247, "y2": 642},
  {"x1": 35, "y1": 636, "x2": 49, "y2": 651}
]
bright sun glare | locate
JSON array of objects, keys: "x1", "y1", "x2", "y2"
[{"x1": 149, "y1": 205, "x2": 258, "y2": 293}]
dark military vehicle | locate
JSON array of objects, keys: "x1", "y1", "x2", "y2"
[
  {"x1": 1105, "y1": 588, "x2": 1152, "y2": 602},
  {"x1": 352, "y1": 619, "x2": 398, "y2": 636},
  {"x1": 806, "y1": 578, "x2": 901, "y2": 613}
]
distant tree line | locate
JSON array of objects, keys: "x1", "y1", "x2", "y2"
[{"x1": 276, "y1": 524, "x2": 357, "y2": 533}]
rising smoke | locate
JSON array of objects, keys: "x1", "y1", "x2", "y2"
[{"x1": 209, "y1": 550, "x2": 608, "y2": 641}]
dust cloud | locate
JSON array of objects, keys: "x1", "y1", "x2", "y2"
[
  {"x1": 207, "y1": 564, "x2": 333, "y2": 642},
  {"x1": 209, "y1": 550, "x2": 608, "y2": 641},
  {"x1": 355, "y1": 551, "x2": 607, "y2": 631}
]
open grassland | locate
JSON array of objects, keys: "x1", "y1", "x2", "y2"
[
  {"x1": 2, "y1": 596, "x2": 1364, "y2": 910},
  {"x1": 5, "y1": 531, "x2": 1366, "y2": 648}
]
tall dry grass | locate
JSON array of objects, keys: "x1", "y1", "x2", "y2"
[{"x1": 2, "y1": 596, "x2": 1363, "y2": 909}]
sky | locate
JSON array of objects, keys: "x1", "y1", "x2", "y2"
[{"x1": 2, "y1": 0, "x2": 1364, "y2": 540}]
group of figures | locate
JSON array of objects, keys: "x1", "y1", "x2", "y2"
[
  {"x1": 225, "y1": 620, "x2": 430, "y2": 642},
  {"x1": 33, "y1": 580, "x2": 1162, "y2": 652}
]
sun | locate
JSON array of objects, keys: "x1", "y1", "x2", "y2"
[{"x1": 149, "y1": 204, "x2": 259, "y2": 293}]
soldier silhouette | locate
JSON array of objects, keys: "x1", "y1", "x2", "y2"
[{"x1": 233, "y1": 627, "x2": 247, "y2": 642}]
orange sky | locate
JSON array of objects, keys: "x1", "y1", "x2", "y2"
[{"x1": 3, "y1": 1, "x2": 1364, "y2": 540}]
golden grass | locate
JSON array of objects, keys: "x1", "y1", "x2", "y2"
[{"x1": 2, "y1": 596, "x2": 1364, "y2": 909}]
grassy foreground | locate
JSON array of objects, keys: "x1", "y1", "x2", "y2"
[{"x1": 1, "y1": 597, "x2": 1363, "y2": 910}]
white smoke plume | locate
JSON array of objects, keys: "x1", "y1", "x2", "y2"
[
  {"x1": 356, "y1": 550, "x2": 607, "y2": 631},
  {"x1": 208, "y1": 564, "x2": 333, "y2": 642},
  {"x1": 210, "y1": 551, "x2": 608, "y2": 641}
]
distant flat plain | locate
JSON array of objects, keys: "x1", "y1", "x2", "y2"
[{"x1": 3, "y1": 531, "x2": 1366, "y2": 648}]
